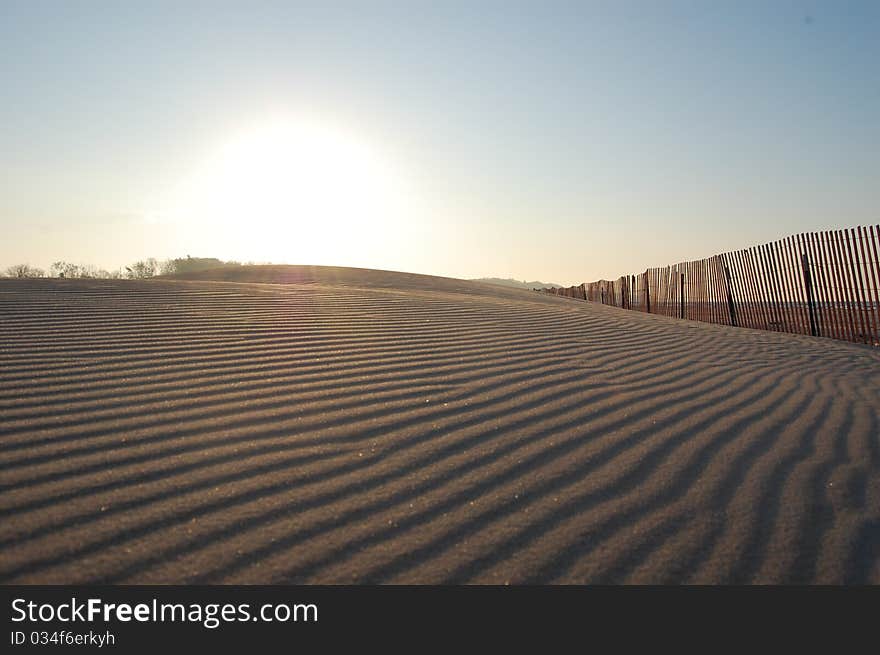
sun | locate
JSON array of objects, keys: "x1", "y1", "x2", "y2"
[{"x1": 172, "y1": 117, "x2": 411, "y2": 265}]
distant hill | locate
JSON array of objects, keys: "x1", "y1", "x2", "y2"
[
  {"x1": 161, "y1": 264, "x2": 488, "y2": 294},
  {"x1": 472, "y1": 277, "x2": 561, "y2": 290}
]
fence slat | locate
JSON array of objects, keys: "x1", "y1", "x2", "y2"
[
  {"x1": 828, "y1": 231, "x2": 853, "y2": 341},
  {"x1": 833, "y1": 230, "x2": 857, "y2": 342},
  {"x1": 773, "y1": 241, "x2": 789, "y2": 331},
  {"x1": 730, "y1": 250, "x2": 748, "y2": 328},
  {"x1": 774, "y1": 240, "x2": 792, "y2": 334},
  {"x1": 802, "y1": 249, "x2": 819, "y2": 337},
  {"x1": 699, "y1": 258, "x2": 707, "y2": 323},
  {"x1": 767, "y1": 242, "x2": 786, "y2": 331},
  {"x1": 718, "y1": 255, "x2": 730, "y2": 325},
  {"x1": 752, "y1": 245, "x2": 768, "y2": 329},
  {"x1": 708, "y1": 256, "x2": 717, "y2": 324},
  {"x1": 783, "y1": 236, "x2": 806, "y2": 335},
  {"x1": 857, "y1": 226, "x2": 878, "y2": 344},
  {"x1": 846, "y1": 228, "x2": 869, "y2": 344},
  {"x1": 706, "y1": 257, "x2": 716, "y2": 324},
  {"x1": 735, "y1": 248, "x2": 757, "y2": 329},
  {"x1": 802, "y1": 233, "x2": 822, "y2": 337},
  {"x1": 701, "y1": 258, "x2": 708, "y2": 323},
  {"x1": 747, "y1": 247, "x2": 764, "y2": 329},
  {"x1": 784, "y1": 238, "x2": 804, "y2": 335},
  {"x1": 867, "y1": 226, "x2": 880, "y2": 345},
  {"x1": 818, "y1": 231, "x2": 844, "y2": 341},
  {"x1": 806, "y1": 232, "x2": 828, "y2": 338}
]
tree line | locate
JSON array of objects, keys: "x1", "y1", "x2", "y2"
[{"x1": 2, "y1": 257, "x2": 244, "y2": 280}]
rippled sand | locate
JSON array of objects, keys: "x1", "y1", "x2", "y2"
[{"x1": 2, "y1": 267, "x2": 878, "y2": 583}]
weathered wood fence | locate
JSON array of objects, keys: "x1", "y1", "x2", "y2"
[{"x1": 544, "y1": 225, "x2": 880, "y2": 346}]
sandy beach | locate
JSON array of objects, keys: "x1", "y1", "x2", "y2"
[{"x1": 1, "y1": 266, "x2": 878, "y2": 584}]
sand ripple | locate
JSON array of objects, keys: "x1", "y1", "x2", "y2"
[{"x1": 1, "y1": 269, "x2": 878, "y2": 583}]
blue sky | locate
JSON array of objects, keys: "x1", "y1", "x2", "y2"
[{"x1": 1, "y1": 1, "x2": 877, "y2": 284}]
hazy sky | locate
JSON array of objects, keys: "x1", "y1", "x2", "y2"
[{"x1": 1, "y1": 1, "x2": 877, "y2": 284}]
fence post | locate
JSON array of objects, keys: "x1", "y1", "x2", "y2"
[
  {"x1": 644, "y1": 271, "x2": 651, "y2": 313},
  {"x1": 679, "y1": 272, "x2": 685, "y2": 319},
  {"x1": 801, "y1": 252, "x2": 819, "y2": 337},
  {"x1": 724, "y1": 265, "x2": 737, "y2": 327}
]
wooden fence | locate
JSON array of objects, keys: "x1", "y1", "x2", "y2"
[{"x1": 544, "y1": 225, "x2": 880, "y2": 347}]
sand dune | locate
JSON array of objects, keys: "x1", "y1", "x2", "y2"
[{"x1": 1, "y1": 267, "x2": 879, "y2": 584}]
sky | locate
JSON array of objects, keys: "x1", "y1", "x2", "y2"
[{"x1": 1, "y1": 1, "x2": 877, "y2": 285}]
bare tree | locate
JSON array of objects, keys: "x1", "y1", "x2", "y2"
[
  {"x1": 4, "y1": 264, "x2": 45, "y2": 278},
  {"x1": 125, "y1": 258, "x2": 158, "y2": 279},
  {"x1": 50, "y1": 261, "x2": 128, "y2": 279},
  {"x1": 50, "y1": 261, "x2": 82, "y2": 278}
]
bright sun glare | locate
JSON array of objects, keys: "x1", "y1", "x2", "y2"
[{"x1": 170, "y1": 117, "x2": 411, "y2": 265}]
